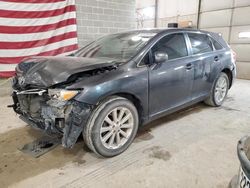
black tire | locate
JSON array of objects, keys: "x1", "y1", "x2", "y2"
[
  {"x1": 204, "y1": 72, "x2": 229, "y2": 107},
  {"x1": 83, "y1": 96, "x2": 139, "y2": 157}
]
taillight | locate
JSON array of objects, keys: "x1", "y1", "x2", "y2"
[{"x1": 230, "y1": 49, "x2": 236, "y2": 63}]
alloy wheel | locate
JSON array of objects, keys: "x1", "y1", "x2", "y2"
[
  {"x1": 100, "y1": 107, "x2": 134, "y2": 149},
  {"x1": 214, "y1": 76, "x2": 228, "y2": 103}
]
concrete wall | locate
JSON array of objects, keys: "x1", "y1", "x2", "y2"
[
  {"x1": 75, "y1": 0, "x2": 136, "y2": 47},
  {"x1": 199, "y1": 0, "x2": 250, "y2": 79}
]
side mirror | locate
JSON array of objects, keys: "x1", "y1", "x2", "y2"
[{"x1": 154, "y1": 51, "x2": 168, "y2": 63}]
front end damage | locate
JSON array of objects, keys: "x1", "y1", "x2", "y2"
[
  {"x1": 11, "y1": 89, "x2": 93, "y2": 148},
  {"x1": 9, "y1": 56, "x2": 121, "y2": 148}
]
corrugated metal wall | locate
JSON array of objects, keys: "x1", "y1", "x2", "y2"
[
  {"x1": 158, "y1": 0, "x2": 198, "y2": 28},
  {"x1": 136, "y1": 0, "x2": 199, "y2": 28},
  {"x1": 136, "y1": 0, "x2": 250, "y2": 79},
  {"x1": 199, "y1": 0, "x2": 250, "y2": 79}
]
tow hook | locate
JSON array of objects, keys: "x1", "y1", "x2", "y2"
[{"x1": 7, "y1": 104, "x2": 15, "y2": 108}]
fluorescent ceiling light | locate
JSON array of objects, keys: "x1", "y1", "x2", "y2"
[{"x1": 239, "y1": 32, "x2": 250, "y2": 38}]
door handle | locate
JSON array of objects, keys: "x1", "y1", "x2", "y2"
[
  {"x1": 214, "y1": 56, "x2": 219, "y2": 62},
  {"x1": 186, "y1": 63, "x2": 193, "y2": 70}
]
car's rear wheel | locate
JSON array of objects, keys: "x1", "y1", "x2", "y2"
[
  {"x1": 83, "y1": 96, "x2": 139, "y2": 157},
  {"x1": 204, "y1": 72, "x2": 229, "y2": 107}
]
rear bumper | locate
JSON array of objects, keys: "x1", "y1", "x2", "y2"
[
  {"x1": 12, "y1": 91, "x2": 93, "y2": 148},
  {"x1": 231, "y1": 64, "x2": 237, "y2": 87}
]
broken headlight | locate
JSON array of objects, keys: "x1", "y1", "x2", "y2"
[{"x1": 48, "y1": 89, "x2": 79, "y2": 101}]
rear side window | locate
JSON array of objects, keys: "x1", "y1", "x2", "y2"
[
  {"x1": 210, "y1": 37, "x2": 223, "y2": 50},
  {"x1": 188, "y1": 33, "x2": 213, "y2": 55},
  {"x1": 152, "y1": 33, "x2": 188, "y2": 60}
]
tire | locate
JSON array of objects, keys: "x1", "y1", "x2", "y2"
[
  {"x1": 83, "y1": 96, "x2": 139, "y2": 157},
  {"x1": 204, "y1": 72, "x2": 229, "y2": 107}
]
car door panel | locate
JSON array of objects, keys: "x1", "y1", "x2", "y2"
[
  {"x1": 149, "y1": 57, "x2": 194, "y2": 117},
  {"x1": 148, "y1": 33, "x2": 194, "y2": 117},
  {"x1": 189, "y1": 53, "x2": 213, "y2": 99},
  {"x1": 186, "y1": 33, "x2": 215, "y2": 99}
]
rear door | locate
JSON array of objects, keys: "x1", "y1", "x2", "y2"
[{"x1": 186, "y1": 32, "x2": 217, "y2": 99}]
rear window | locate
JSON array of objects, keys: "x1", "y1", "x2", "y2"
[{"x1": 188, "y1": 33, "x2": 213, "y2": 55}]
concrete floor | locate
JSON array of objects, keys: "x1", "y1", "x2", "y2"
[{"x1": 0, "y1": 79, "x2": 250, "y2": 188}]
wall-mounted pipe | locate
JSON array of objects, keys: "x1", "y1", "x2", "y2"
[
  {"x1": 154, "y1": 0, "x2": 158, "y2": 28},
  {"x1": 197, "y1": 0, "x2": 201, "y2": 29}
]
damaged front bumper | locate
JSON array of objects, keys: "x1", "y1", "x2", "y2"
[{"x1": 11, "y1": 89, "x2": 93, "y2": 148}]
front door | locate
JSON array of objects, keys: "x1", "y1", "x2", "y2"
[{"x1": 148, "y1": 33, "x2": 194, "y2": 117}]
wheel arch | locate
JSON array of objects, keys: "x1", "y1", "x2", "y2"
[
  {"x1": 97, "y1": 92, "x2": 145, "y2": 126},
  {"x1": 221, "y1": 68, "x2": 233, "y2": 88}
]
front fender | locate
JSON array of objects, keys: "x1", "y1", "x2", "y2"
[
  {"x1": 75, "y1": 76, "x2": 147, "y2": 105},
  {"x1": 72, "y1": 67, "x2": 149, "y2": 117}
]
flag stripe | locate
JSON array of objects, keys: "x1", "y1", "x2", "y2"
[
  {"x1": 0, "y1": 0, "x2": 75, "y2": 11},
  {"x1": 0, "y1": 44, "x2": 78, "y2": 65},
  {"x1": 2, "y1": 0, "x2": 65, "y2": 3},
  {"x1": 0, "y1": 0, "x2": 78, "y2": 77},
  {"x1": 0, "y1": 38, "x2": 77, "y2": 57},
  {"x1": 0, "y1": 49, "x2": 75, "y2": 71},
  {"x1": 0, "y1": 12, "x2": 76, "y2": 26},
  {"x1": 0, "y1": 71, "x2": 15, "y2": 78},
  {"x1": 0, "y1": 31, "x2": 77, "y2": 49},
  {"x1": 0, "y1": 18, "x2": 76, "y2": 34},
  {"x1": 0, "y1": 5, "x2": 76, "y2": 19},
  {"x1": 0, "y1": 24, "x2": 77, "y2": 42},
  {"x1": 0, "y1": 63, "x2": 17, "y2": 71}
]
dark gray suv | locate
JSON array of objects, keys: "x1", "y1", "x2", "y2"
[{"x1": 11, "y1": 28, "x2": 236, "y2": 157}]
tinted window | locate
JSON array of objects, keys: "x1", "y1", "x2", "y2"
[
  {"x1": 188, "y1": 33, "x2": 213, "y2": 55},
  {"x1": 210, "y1": 37, "x2": 223, "y2": 50},
  {"x1": 152, "y1": 33, "x2": 188, "y2": 60}
]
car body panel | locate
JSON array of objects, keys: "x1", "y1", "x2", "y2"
[
  {"x1": 16, "y1": 56, "x2": 120, "y2": 88},
  {"x1": 148, "y1": 56, "x2": 194, "y2": 117},
  {"x1": 10, "y1": 28, "x2": 236, "y2": 148},
  {"x1": 69, "y1": 63, "x2": 149, "y2": 120}
]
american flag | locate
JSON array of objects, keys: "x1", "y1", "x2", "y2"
[{"x1": 0, "y1": 0, "x2": 78, "y2": 78}]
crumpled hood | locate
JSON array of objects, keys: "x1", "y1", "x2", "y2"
[{"x1": 16, "y1": 56, "x2": 119, "y2": 88}]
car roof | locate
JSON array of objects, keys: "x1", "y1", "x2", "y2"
[{"x1": 116, "y1": 28, "x2": 213, "y2": 35}]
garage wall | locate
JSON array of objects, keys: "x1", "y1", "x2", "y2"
[
  {"x1": 199, "y1": 0, "x2": 250, "y2": 79},
  {"x1": 136, "y1": 0, "x2": 199, "y2": 28},
  {"x1": 136, "y1": 0, "x2": 155, "y2": 28},
  {"x1": 136, "y1": 0, "x2": 250, "y2": 79},
  {"x1": 158, "y1": 0, "x2": 199, "y2": 28},
  {"x1": 75, "y1": 0, "x2": 136, "y2": 46}
]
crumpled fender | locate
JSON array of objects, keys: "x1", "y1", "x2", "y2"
[{"x1": 62, "y1": 101, "x2": 93, "y2": 148}]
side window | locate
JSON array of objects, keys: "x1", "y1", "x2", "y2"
[
  {"x1": 210, "y1": 37, "x2": 223, "y2": 50},
  {"x1": 188, "y1": 33, "x2": 213, "y2": 55},
  {"x1": 152, "y1": 33, "x2": 188, "y2": 61}
]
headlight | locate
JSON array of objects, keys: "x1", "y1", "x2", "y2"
[{"x1": 48, "y1": 89, "x2": 79, "y2": 101}]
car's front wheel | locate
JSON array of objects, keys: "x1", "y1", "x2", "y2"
[
  {"x1": 83, "y1": 96, "x2": 139, "y2": 157},
  {"x1": 204, "y1": 72, "x2": 229, "y2": 106}
]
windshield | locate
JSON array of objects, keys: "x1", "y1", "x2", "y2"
[{"x1": 74, "y1": 31, "x2": 157, "y2": 62}]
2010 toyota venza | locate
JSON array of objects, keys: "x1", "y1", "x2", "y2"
[{"x1": 10, "y1": 28, "x2": 236, "y2": 157}]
